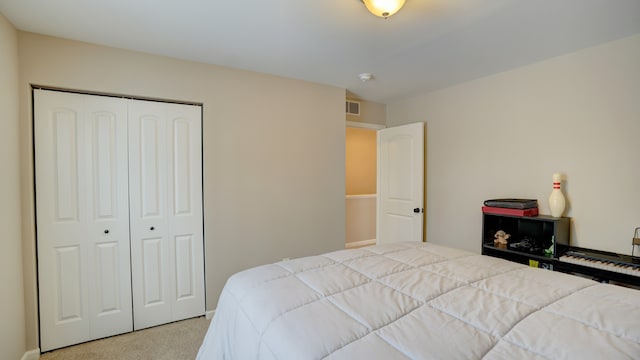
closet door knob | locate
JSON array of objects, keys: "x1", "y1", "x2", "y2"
[
  {"x1": 150, "y1": 226, "x2": 155, "y2": 231},
  {"x1": 104, "y1": 229, "x2": 110, "y2": 234}
]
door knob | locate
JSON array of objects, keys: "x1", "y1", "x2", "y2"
[
  {"x1": 150, "y1": 226, "x2": 155, "y2": 231},
  {"x1": 413, "y1": 208, "x2": 420, "y2": 213},
  {"x1": 104, "y1": 229, "x2": 109, "y2": 234}
]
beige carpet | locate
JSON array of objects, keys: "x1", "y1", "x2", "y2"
[{"x1": 40, "y1": 316, "x2": 210, "y2": 360}]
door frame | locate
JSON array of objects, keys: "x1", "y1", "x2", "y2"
[{"x1": 346, "y1": 121, "x2": 386, "y2": 131}]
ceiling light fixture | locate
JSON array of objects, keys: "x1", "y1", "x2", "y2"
[{"x1": 361, "y1": 0, "x2": 406, "y2": 19}]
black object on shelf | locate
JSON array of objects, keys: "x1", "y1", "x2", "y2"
[{"x1": 483, "y1": 198, "x2": 538, "y2": 209}]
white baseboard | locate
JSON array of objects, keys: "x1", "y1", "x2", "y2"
[
  {"x1": 345, "y1": 194, "x2": 376, "y2": 199},
  {"x1": 22, "y1": 348, "x2": 40, "y2": 360},
  {"x1": 205, "y1": 310, "x2": 215, "y2": 320},
  {"x1": 345, "y1": 239, "x2": 376, "y2": 249}
]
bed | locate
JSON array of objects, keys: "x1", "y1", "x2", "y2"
[{"x1": 197, "y1": 242, "x2": 640, "y2": 359}]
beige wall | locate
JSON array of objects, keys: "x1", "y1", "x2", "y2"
[
  {"x1": 0, "y1": 13, "x2": 26, "y2": 360},
  {"x1": 345, "y1": 196, "x2": 376, "y2": 244},
  {"x1": 18, "y1": 32, "x2": 346, "y2": 349},
  {"x1": 345, "y1": 127, "x2": 377, "y2": 195},
  {"x1": 388, "y1": 34, "x2": 640, "y2": 255},
  {"x1": 346, "y1": 97, "x2": 386, "y2": 126}
]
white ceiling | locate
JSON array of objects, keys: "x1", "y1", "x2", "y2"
[{"x1": 1, "y1": 0, "x2": 639, "y2": 104}]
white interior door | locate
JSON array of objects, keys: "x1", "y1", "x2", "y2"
[
  {"x1": 35, "y1": 90, "x2": 133, "y2": 351},
  {"x1": 376, "y1": 122, "x2": 424, "y2": 244},
  {"x1": 128, "y1": 100, "x2": 205, "y2": 330}
]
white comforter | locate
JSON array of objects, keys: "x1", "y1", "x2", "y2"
[{"x1": 198, "y1": 242, "x2": 640, "y2": 359}]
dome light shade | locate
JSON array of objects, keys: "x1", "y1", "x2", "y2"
[{"x1": 362, "y1": 0, "x2": 406, "y2": 19}]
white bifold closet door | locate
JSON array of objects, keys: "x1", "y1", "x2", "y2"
[
  {"x1": 35, "y1": 89, "x2": 205, "y2": 351},
  {"x1": 128, "y1": 100, "x2": 205, "y2": 330},
  {"x1": 35, "y1": 90, "x2": 133, "y2": 352}
]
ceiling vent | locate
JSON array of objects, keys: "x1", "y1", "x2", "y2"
[{"x1": 346, "y1": 100, "x2": 360, "y2": 116}]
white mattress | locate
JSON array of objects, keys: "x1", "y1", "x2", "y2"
[{"x1": 197, "y1": 242, "x2": 640, "y2": 359}]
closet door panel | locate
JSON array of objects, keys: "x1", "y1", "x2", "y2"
[
  {"x1": 172, "y1": 119, "x2": 193, "y2": 215},
  {"x1": 94, "y1": 242, "x2": 120, "y2": 312},
  {"x1": 128, "y1": 102, "x2": 171, "y2": 330},
  {"x1": 35, "y1": 91, "x2": 88, "y2": 351},
  {"x1": 52, "y1": 110, "x2": 80, "y2": 222},
  {"x1": 129, "y1": 100, "x2": 204, "y2": 328},
  {"x1": 85, "y1": 97, "x2": 133, "y2": 339},
  {"x1": 35, "y1": 90, "x2": 132, "y2": 351},
  {"x1": 92, "y1": 112, "x2": 119, "y2": 218},
  {"x1": 167, "y1": 106, "x2": 205, "y2": 321},
  {"x1": 140, "y1": 117, "x2": 162, "y2": 217},
  {"x1": 141, "y1": 237, "x2": 165, "y2": 304},
  {"x1": 174, "y1": 235, "x2": 195, "y2": 299},
  {"x1": 54, "y1": 246, "x2": 84, "y2": 322}
]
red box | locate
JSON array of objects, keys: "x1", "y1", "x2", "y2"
[{"x1": 482, "y1": 206, "x2": 539, "y2": 217}]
